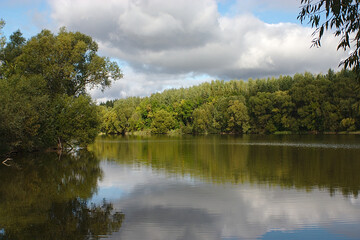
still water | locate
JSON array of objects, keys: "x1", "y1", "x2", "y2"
[{"x1": 1, "y1": 135, "x2": 360, "y2": 239}]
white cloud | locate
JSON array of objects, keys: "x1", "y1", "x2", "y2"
[
  {"x1": 89, "y1": 65, "x2": 213, "y2": 102},
  {"x1": 49, "y1": 0, "x2": 348, "y2": 99},
  {"x1": 234, "y1": 0, "x2": 300, "y2": 12}
]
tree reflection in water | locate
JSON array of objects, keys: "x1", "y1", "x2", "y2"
[
  {"x1": 90, "y1": 135, "x2": 360, "y2": 197},
  {"x1": 0, "y1": 150, "x2": 124, "y2": 240}
]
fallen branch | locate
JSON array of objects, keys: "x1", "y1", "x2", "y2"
[
  {"x1": 65, "y1": 141, "x2": 74, "y2": 153},
  {"x1": 2, "y1": 158, "x2": 12, "y2": 167}
]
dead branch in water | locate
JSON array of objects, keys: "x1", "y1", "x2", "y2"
[{"x1": 2, "y1": 158, "x2": 12, "y2": 167}]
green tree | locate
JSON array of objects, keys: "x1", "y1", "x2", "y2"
[
  {"x1": 248, "y1": 92, "x2": 277, "y2": 133},
  {"x1": 340, "y1": 117, "x2": 356, "y2": 131},
  {"x1": 227, "y1": 99, "x2": 250, "y2": 133},
  {"x1": 298, "y1": 0, "x2": 360, "y2": 73},
  {"x1": 212, "y1": 97, "x2": 230, "y2": 133},
  {"x1": 51, "y1": 95, "x2": 100, "y2": 148},
  {"x1": 192, "y1": 103, "x2": 214, "y2": 134},
  {"x1": 100, "y1": 108, "x2": 122, "y2": 135},
  {"x1": 173, "y1": 99, "x2": 194, "y2": 125},
  {"x1": 15, "y1": 28, "x2": 122, "y2": 96},
  {"x1": 330, "y1": 70, "x2": 360, "y2": 129},
  {"x1": 0, "y1": 19, "x2": 5, "y2": 48},
  {"x1": 0, "y1": 30, "x2": 26, "y2": 78},
  {"x1": 128, "y1": 110, "x2": 146, "y2": 131},
  {"x1": 0, "y1": 19, "x2": 6, "y2": 79},
  {"x1": 0, "y1": 74, "x2": 49, "y2": 150},
  {"x1": 290, "y1": 73, "x2": 338, "y2": 132},
  {"x1": 151, "y1": 109, "x2": 177, "y2": 134},
  {"x1": 0, "y1": 28, "x2": 122, "y2": 152},
  {"x1": 113, "y1": 97, "x2": 141, "y2": 134},
  {"x1": 248, "y1": 90, "x2": 295, "y2": 133}
]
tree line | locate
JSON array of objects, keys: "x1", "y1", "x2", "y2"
[
  {"x1": 0, "y1": 22, "x2": 122, "y2": 152},
  {"x1": 1, "y1": 21, "x2": 360, "y2": 152},
  {"x1": 99, "y1": 70, "x2": 360, "y2": 135}
]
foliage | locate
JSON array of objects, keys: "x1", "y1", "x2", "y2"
[
  {"x1": 0, "y1": 19, "x2": 5, "y2": 49},
  {"x1": 99, "y1": 70, "x2": 360, "y2": 135},
  {"x1": 298, "y1": 0, "x2": 360, "y2": 74},
  {"x1": 50, "y1": 95, "x2": 100, "y2": 147},
  {"x1": 151, "y1": 109, "x2": 177, "y2": 134},
  {"x1": 11, "y1": 28, "x2": 122, "y2": 96},
  {"x1": 227, "y1": 99, "x2": 250, "y2": 133},
  {"x1": 340, "y1": 117, "x2": 356, "y2": 131},
  {"x1": 0, "y1": 27, "x2": 122, "y2": 152},
  {"x1": 0, "y1": 74, "x2": 49, "y2": 150},
  {"x1": 192, "y1": 103, "x2": 214, "y2": 134},
  {"x1": 0, "y1": 30, "x2": 26, "y2": 77}
]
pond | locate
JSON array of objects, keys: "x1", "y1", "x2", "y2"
[{"x1": 1, "y1": 135, "x2": 360, "y2": 239}]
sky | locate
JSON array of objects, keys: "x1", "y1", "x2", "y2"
[{"x1": 0, "y1": 0, "x2": 348, "y2": 102}]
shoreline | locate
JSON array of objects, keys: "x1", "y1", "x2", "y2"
[{"x1": 100, "y1": 130, "x2": 360, "y2": 137}]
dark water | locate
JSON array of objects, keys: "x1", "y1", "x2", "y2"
[{"x1": 1, "y1": 135, "x2": 360, "y2": 239}]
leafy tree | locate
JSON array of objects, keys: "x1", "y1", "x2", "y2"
[
  {"x1": 192, "y1": 103, "x2": 214, "y2": 134},
  {"x1": 151, "y1": 109, "x2": 177, "y2": 134},
  {"x1": 100, "y1": 108, "x2": 122, "y2": 135},
  {"x1": 137, "y1": 98, "x2": 154, "y2": 127},
  {"x1": 15, "y1": 28, "x2": 122, "y2": 96},
  {"x1": 0, "y1": 19, "x2": 5, "y2": 48},
  {"x1": 330, "y1": 70, "x2": 360, "y2": 129},
  {"x1": 248, "y1": 90, "x2": 296, "y2": 133},
  {"x1": 340, "y1": 117, "x2": 356, "y2": 131},
  {"x1": 128, "y1": 110, "x2": 146, "y2": 131},
  {"x1": 298, "y1": 0, "x2": 360, "y2": 73},
  {"x1": 99, "y1": 99, "x2": 116, "y2": 108},
  {"x1": 0, "y1": 74, "x2": 49, "y2": 150},
  {"x1": 248, "y1": 92, "x2": 277, "y2": 133},
  {"x1": 50, "y1": 95, "x2": 100, "y2": 148},
  {"x1": 0, "y1": 28, "x2": 122, "y2": 152},
  {"x1": 289, "y1": 72, "x2": 339, "y2": 132},
  {"x1": 212, "y1": 97, "x2": 231, "y2": 133},
  {"x1": 227, "y1": 99, "x2": 250, "y2": 133},
  {"x1": 271, "y1": 91, "x2": 297, "y2": 131},
  {"x1": 0, "y1": 30, "x2": 26, "y2": 77},
  {"x1": 0, "y1": 19, "x2": 6, "y2": 78},
  {"x1": 173, "y1": 99, "x2": 194, "y2": 125},
  {"x1": 113, "y1": 97, "x2": 141, "y2": 134}
]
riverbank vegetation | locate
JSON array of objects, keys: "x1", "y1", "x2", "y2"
[
  {"x1": 99, "y1": 70, "x2": 360, "y2": 135},
  {"x1": 1, "y1": 21, "x2": 360, "y2": 153},
  {"x1": 0, "y1": 23, "x2": 122, "y2": 153}
]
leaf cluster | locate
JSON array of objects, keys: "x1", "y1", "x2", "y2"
[{"x1": 298, "y1": 0, "x2": 360, "y2": 73}]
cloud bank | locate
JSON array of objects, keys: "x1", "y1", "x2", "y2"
[{"x1": 49, "y1": 0, "x2": 347, "y2": 100}]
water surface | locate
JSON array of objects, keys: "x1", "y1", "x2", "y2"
[{"x1": 1, "y1": 135, "x2": 360, "y2": 239}]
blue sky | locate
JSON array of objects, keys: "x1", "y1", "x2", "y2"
[
  {"x1": 1, "y1": 0, "x2": 49, "y2": 38},
  {"x1": 216, "y1": 0, "x2": 300, "y2": 23},
  {"x1": 0, "y1": 0, "x2": 346, "y2": 102}
]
